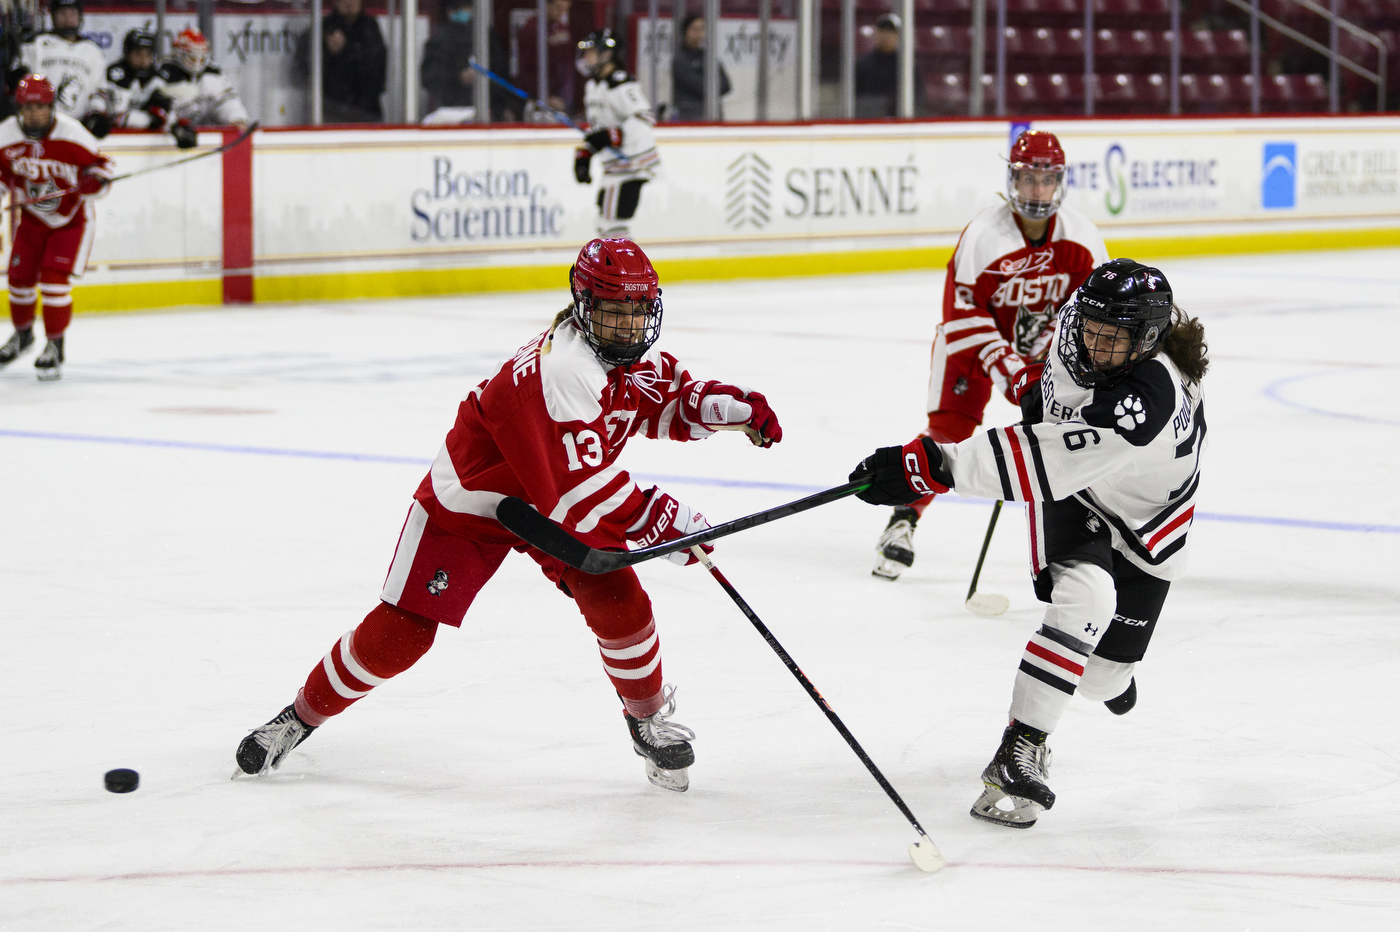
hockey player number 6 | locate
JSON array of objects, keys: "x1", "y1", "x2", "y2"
[
  {"x1": 1063, "y1": 428, "x2": 1101, "y2": 451},
  {"x1": 562, "y1": 430, "x2": 604, "y2": 470}
]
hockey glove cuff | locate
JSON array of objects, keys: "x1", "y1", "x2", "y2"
[
  {"x1": 584, "y1": 127, "x2": 623, "y2": 153},
  {"x1": 850, "y1": 439, "x2": 953, "y2": 506},
  {"x1": 678, "y1": 380, "x2": 783, "y2": 446},
  {"x1": 980, "y1": 342, "x2": 1031, "y2": 406},
  {"x1": 626, "y1": 487, "x2": 712, "y2": 566},
  {"x1": 574, "y1": 147, "x2": 592, "y2": 184}
]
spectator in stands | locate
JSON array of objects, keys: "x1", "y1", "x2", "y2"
[
  {"x1": 298, "y1": 0, "x2": 388, "y2": 123},
  {"x1": 516, "y1": 0, "x2": 576, "y2": 118},
  {"x1": 421, "y1": 0, "x2": 513, "y2": 121},
  {"x1": 855, "y1": 13, "x2": 924, "y2": 117},
  {"x1": 671, "y1": 13, "x2": 731, "y2": 121}
]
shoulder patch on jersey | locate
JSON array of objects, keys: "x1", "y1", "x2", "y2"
[
  {"x1": 540, "y1": 323, "x2": 609, "y2": 424},
  {"x1": 158, "y1": 62, "x2": 191, "y2": 82},
  {"x1": 1080, "y1": 358, "x2": 1176, "y2": 447},
  {"x1": 107, "y1": 64, "x2": 128, "y2": 84},
  {"x1": 606, "y1": 70, "x2": 634, "y2": 87}
]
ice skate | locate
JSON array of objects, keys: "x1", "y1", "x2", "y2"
[
  {"x1": 1104, "y1": 677, "x2": 1137, "y2": 715},
  {"x1": 34, "y1": 337, "x2": 64, "y2": 381},
  {"x1": 234, "y1": 704, "x2": 317, "y2": 776},
  {"x1": 0, "y1": 328, "x2": 35, "y2": 369},
  {"x1": 872, "y1": 506, "x2": 919, "y2": 580},
  {"x1": 970, "y1": 720, "x2": 1054, "y2": 829},
  {"x1": 625, "y1": 684, "x2": 695, "y2": 792}
]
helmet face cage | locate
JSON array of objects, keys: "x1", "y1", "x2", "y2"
[
  {"x1": 572, "y1": 288, "x2": 663, "y2": 367},
  {"x1": 124, "y1": 29, "x2": 156, "y2": 58},
  {"x1": 51, "y1": 0, "x2": 83, "y2": 36},
  {"x1": 576, "y1": 31, "x2": 619, "y2": 78},
  {"x1": 1007, "y1": 163, "x2": 1066, "y2": 221},
  {"x1": 1058, "y1": 292, "x2": 1172, "y2": 389},
  {"x1": 15, "y1": 75, "x2": 56, "y2": 138},
  {"x1": 175, "y1": 30, "x2": 210, "y2": 73}
]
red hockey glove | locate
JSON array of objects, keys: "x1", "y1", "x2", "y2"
[
  {"x1": 584, "y1": 127, "x2": 623, "y2": 153},
  {"x1": 980, "y1": 342, "x2": 1032, "y2": 407},
  {"x1": 1011, "y1": 362, "x2": 1045, "y2": 423},
  {"x1": 574, "y1": 147, "x2": 592, "y2": 184},
  {"x1": 76, "y1": 169, "x2": 108, "y2": 197},
  {"x1": 679, "y1": 380, "x2": 783, "y2": 446},
  {"x1": 850, "y1": 438, "x2": 952, "y2": 506},
  {"x1": 627, "y1": 487, "x2": 712, "y2": 566}
]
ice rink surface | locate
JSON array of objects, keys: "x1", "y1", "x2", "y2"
[{"x1": 2, "y1": 248, "x2": 1398, "y2": 930}]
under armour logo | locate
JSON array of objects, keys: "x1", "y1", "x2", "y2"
[{"x1": 427, "y1": 569, "x2": 449, "y2": 596}]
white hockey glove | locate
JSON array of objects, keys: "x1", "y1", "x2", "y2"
[
  {"x1": 626, "y1": 487, "x2": 712, "y2": 566},
  {"x1": 678, "y1": 380, "x2": 783, "y2": 446}
]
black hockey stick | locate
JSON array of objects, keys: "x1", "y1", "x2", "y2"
[
  {"x1": 691, "y1": 546, "x2": 945, "y2": 872},
  {"x1": 9, "y1": 121, "x2": 260, "y2": 210},
  {"x1": 495, "y1": 476, "x2": 872, "y2": 575},
  {"x1": 965, "y1": 500, "x2": 1010, "y2": 616}
]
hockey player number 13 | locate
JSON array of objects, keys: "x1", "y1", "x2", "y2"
[{"x1": 562, "y1": 430, "x2": 605, "y2": 471}]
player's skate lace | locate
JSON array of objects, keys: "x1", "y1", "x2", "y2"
[
  {"x1": 627, "y1": 684, "x2": 696, "y2": 774},
  {"x1": 235, "y1": 705, "x2": 316, "y2": 776},
  {"x1": 1011, "y1": 732, "x2": 1051, "y2": 783},
  {"x1": 0, "y1": 328, "x2": 34, "y2": 366}
]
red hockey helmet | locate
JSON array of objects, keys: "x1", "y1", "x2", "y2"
[
  {"x1": 15, "y1": 74, "x2": 56, "y2": 105},
  {"x1": 1007, "y1": 130, "x2": 1067, "y2": 221},
  {"x1": 174, "y1": 28, "x2": 211, "y2": 74},
  {"x1": 569, "y1": 238, "x2": 663, "y2": 367}
]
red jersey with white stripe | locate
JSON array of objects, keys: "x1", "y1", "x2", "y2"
[
  {"x1": 0, "y1": 113, "x2": 112, "y2": 228},
  {"x1": 940, "y1": 321, "x2": 1206, "y2": 581},
  {"x1": 941, "y1": 203, "x2": 1108, "y2": 376},
  {"x1": 414, "y1": 319, "x2": 714, "y2": 549}
]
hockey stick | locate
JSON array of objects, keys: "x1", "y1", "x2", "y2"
[
  {"x1": 495, "y1": 476, "x2": 873, "y2": 575},
  {"x1": 7, "y1": 121, "x2": 260, "y2": 210},
  {"x1": 691, "y1": 546, "x2": 946, "y2": 872},
  {"x1": 465, "y1": 59, "x2": 627, "y2": 159},
  {"x1": 965, "y1": 500, "x2": 1010, "y2": 617}
]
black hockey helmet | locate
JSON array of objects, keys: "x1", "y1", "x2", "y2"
[
  {"x1": 50, "y1": 0, "x2": 83, "y2": 37},
  {"x1": 1057, "y1": 259, "x2": 1174, "y2": 388},
  {"x1": 123, "y1": 28, "x2": 156, "y2": 57},
  {"x1": 576, "y1": 29, "x2": 622, "y2": 79}
]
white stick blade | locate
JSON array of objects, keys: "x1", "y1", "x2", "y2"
[
  {"x1": 966, "y1": 592, "x2": 1010, "y2": 617},
  {"x1": 908, "y1": 838, "x2": 947, "y2": 872}
]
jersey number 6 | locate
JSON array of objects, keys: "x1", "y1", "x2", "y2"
[
  {"x1": 562, "y1": 430, "x2": 605, "y2": 471},
  {"x1": 1063, "y1": 428, "x2": 1101, "y2": 451}
]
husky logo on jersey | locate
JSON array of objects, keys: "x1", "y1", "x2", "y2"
[
  {"x1": 427, "y1": 569, "x2": 450, "y2": 596},
  {"x1": 1114, "y1": 395, "x2": 1147, "y2": 431},
  {"x1": 1085, "y1": 514, "x2": 1102, "y2": 533},
  {"x1": 55, "y1": 74, "x2": 82, "y2": 113},
  {"x1": 1013, "y1": 305, "x2": 1056, "y2": 358}
]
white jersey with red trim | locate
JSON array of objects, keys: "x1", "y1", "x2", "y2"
[
  {"x1": 413, "y1": 319, "x2": 716, "y2": 549},
  {"x1": 934, "y1": 203, "x2": 1109, "y2": 402},
  {"x1": 20, "y1": 33, "x2": 109, "y2": 119},
  {"x1": 940, "y1": 321, "x2": 1206, "y2": 581},
  {"x1": 0, "y1": 113, "x2": 113, "y2": 228},
  {"x1": 584, "y1": 70, "x2": 659, "y2": 181}
]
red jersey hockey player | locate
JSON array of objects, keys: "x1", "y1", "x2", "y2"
[
  {"x1": 0, "y1": 74, "x2": 112, "y2": 381},
  {"x1": 234, "y1": 238, "x2": 783, "y2": 793},
  {"x1": 872, "y1": 130, "x2": 1109, "y2": 579}
]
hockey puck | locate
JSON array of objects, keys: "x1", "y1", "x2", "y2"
[{"x1": 104, "y1": 769, "x2": 140, "y2": 793}]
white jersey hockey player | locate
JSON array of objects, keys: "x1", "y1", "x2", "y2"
[
  {"x1": 851, "y1": 258, "x2": 1209, "y2": 829},
  {"x1": 156, "y1": 28, "x2": 251, "y2": 130},
  {"x1": 573, "y1": 29, "x2": 659, "y2": 238},
  {"x1": 19, "y1": 0, "x2": 109, "y2": 132}
]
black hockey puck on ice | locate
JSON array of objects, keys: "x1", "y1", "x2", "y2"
[{"x1": 104, "y1": 769, "x2": 139, "y2": 793}]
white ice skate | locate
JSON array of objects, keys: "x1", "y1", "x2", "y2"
[{"x1": 872, "y1": 507, "x2": 918, "y2": 580}]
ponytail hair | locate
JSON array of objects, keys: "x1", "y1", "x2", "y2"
[{"x1": 1161, "y1": 305, "x2": 1209, "y2": 383}]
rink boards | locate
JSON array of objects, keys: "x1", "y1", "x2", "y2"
[{"x1": 5, "y1": 115, "x2": 1398, "y2": 312}]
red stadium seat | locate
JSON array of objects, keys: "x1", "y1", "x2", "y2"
[
  {"x1": 1260, "y1": 73, "x2": 1330, "y2": 111},
  {"x1": 1038, "y1": 72, "x2": 1085, "y2": 113},
  {"x1": 916, "y1": 24, "x2": 972, "y2": 57},
  {"x1": 924, "y1": 73, "x2": 989, "y2": 115},
  {"x1": 1094, "y1": 72, "x2": 1140, "y2": 113}
]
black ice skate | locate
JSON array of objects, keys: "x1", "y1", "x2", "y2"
[
  {"x1": 34, "y1": 337, "x2": 64, "y2": 381},
  {"x1": 624, "y1": 685, "x2": 695, "y2": 792},
  {"x1": 0, "y1": 327, "x2": 35, "y2": 369},
  {"x1": 970, "y1": 720, "x2": 1055, "y2": 829},
  {"x1": 234, "y1": 704, "x2": 317, "y2": 776},
  {"x1": 1104, "y1": 677, "x2": 1137, "y2": 715},
  {"x1": 872, "y1": 506, "x2": 919, "y2": 580}
]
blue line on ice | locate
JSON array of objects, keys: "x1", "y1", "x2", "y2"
[{"x1": 4, "y1": 426, "x2": 1398, "y2": 535}]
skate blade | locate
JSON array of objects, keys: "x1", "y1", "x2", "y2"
[
  {"x1": 35, "y1": 368, "x2": 61, "y2": 382},
  {"x1": 965, "y1": 592, "x2": 1010, "y2": 616},
  {"x1": 969, "y1": 784, "x2": 1042, "y2": 829},
  {"x1": 872, "y1": 556, "x2": 907, "y2": 581},
  {"x1": 644, "y1": 760, "x2": 689, "y2": 792}
]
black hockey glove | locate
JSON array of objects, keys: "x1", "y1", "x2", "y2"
[
  {"x1": 574, "y1": 147, "x2": 592, "y2": 184},
  {"x1": 81, "y1": 111, "x2": 112, "y2": 138},
  {"x1": 584, "y1": 127, "x2": 622, "y2": 153},
  {"x1": 850, "y1": 439, "x2": 952, "y2": 506},
  {"x1": 171, "y1": 119, "x2": 198, "y2": 149}
]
